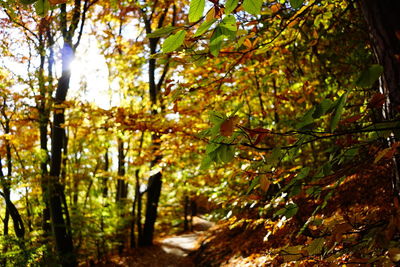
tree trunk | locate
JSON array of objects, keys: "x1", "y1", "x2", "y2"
[
  {"x1": 115, "y1": 138, "x2": 128, "y2": 254},
  {"x1": 48, "y1": 41, "x2": 76, "y2": 267},
  {"x1": 142, "y1": 37, "x2": 163, "y2": 246},
  {"x1": 116, "y1": 138, "x2": 128, "y2": 202},
  {"x1": 359, "y1": 0, "x2": 400, "y2": 198},
  {"x1": 143, "y1": 172, "x2": 162, "y2": 245}
]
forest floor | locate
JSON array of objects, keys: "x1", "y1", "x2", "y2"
[
  {"x1": 94, "y1": 217, "x2": 214, "y2": 267},
  {"x1": 93, "y1": 161, "x2": 399, "y2": 266}
]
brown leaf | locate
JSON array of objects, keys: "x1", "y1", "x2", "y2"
[
  {"x1": 340, "y1": 114, "x2": 362, "y2": 124},
  {"x1": 220, "y1": 116, "x2": 238, "y2": 137},
  {"x1": 48, "y1": 0, "x2": 68, "y2": 4},
  {"x1": 388, "y1": 247, "x2": 400, "y2": 263},
  {"x1": 368, "y1": 93, "x2": 386, "y2": 108},
  {"x1": 259, "y1": 176, "x2": 270, "y2": 192}
]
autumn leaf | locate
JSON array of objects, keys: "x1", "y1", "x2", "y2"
[
  {"x1": 367, "y1": 92, "x2": 386, "y2": 108},
  {"x1": 48, "y1": 0, "x2": 68, "y2": 4},
  {"x1": 307, "y1": 238, "x2": 324, "y2": 255},
  {"x1": 388, "y1": 248, "x2": 400, "y2": 263},
  {"x1": 220, "y1": 115, "x2": 238, "y2": 137},
  {"x1": 340, "y1": 114, "x2": 362, "y2": 124},
  {"x1": 259, "y1": 175, "x2": 270, "y2": 192}
]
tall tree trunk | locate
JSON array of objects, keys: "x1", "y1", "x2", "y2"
[
  {"x1": 140, "y1": 3, "x2": 172, "y2": 247},
  {"x1": 38, "y1": 22, "x2": 52, "y2": 236},
  {"x1": 359, "y1": 0, "x2": 400, "y2": 198},
  {"x1": 116, "y1": 138, "x2": 127, "y2": 202},
  {"x1": 116, "y1": 137, "x2": 128, "y2": 254},
  {"x1": 142, "y1": 37, "x2": 163, "y2": 246},
  {"x1": 143, "y1": 172, "x2": 162, "y2": 245},
  {"x1": 48, "y1": 40, "x2": 76, "y2": 266}
]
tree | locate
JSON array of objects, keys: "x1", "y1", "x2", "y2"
[{"x1": 358, "y1": 0, "x2": 400, "y2": 198}]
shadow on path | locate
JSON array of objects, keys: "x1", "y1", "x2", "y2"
[{"x1": 92, "y1": 217, "x2": 214, "y2": 267}]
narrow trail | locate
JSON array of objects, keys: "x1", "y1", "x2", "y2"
[{"x1": 95, "y1": 217, "x2": 214, "y2": 267}]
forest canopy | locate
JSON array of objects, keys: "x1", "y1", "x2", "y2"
[{"x1": 1, "y1": 0, "x2": 400, "y2": 266}]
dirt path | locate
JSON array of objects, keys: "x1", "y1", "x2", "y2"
[{"x1": 94, "y1": 217, "x2": 213, "y2": 267}]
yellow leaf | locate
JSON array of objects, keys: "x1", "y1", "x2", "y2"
[
  {"x1": 243, "y1": 39, "x2": 253, "y2": 49},
  {"x1": 389, "y1": 248, "x2": 400, "y2": 263},
  {"x1": 374, "y1": 147, "x2": 391, "y2": 164},
  {"x1": 205, "y1": 7, "x2": 215, "y2": 22}
]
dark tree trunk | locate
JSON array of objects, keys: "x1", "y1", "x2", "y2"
[
  {"x1": 48, "y1": 41, "x2": 76, "y2": 267},
  {"x1": 184, "y1": 195, "x2": 189, "y2": 231},
  {"x1": 359, "y1": 0, "x2": 400, "y2": 197},
  {"x1": 141, "y1": 5, "x2": 171, "y2": 247},
  {"x1": 130, "y1": 169, "x2": 143, "y2": 248},
  {"x1": 142, "y1": 39, "x2": 163, "y2": 244},
  {"x1": 38, "y1": 21, "x2": 52, "y2": 235},
  {"x1": 102, "y1": 150, "x2": 109, "y2": 198},
  {"x1": 116, "y1": 138, "x2": 128, "y2": 202},
  {"x1": 143, "y1": 172, "x2": 162, "y2": 245},
  {"x1": 136, "y1": 170, "x2": 144, "y2": 246},
  {"x1": 116, "y1": 138, "x2": 128, "y2": 254}
]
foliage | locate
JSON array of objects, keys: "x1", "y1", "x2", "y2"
[{"x1": 0, "y1": 0, "x2": 399, "y2": 266}]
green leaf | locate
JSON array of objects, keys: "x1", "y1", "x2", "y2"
[
  {"x1": 206, "y1": 142, "x2": 220, "y2": 154},
  {"x1": 296, "y1": 166, "x2": 310, "y2": 180},
  {"x1": 275, "y1": 203, "x2": 299, "y2": 219},
  {"x1": 210, "y1": 27, "x2": 225, "y2": 56},
  {"x1": 218, "y1": 144, "x2": 235, "y2": 163},
  {"x1": 313, "y1": 99, "x2": 333, "y2": 119},
  {"x1": 209, "y1": 110, "x2": 226, "y2": 124},
  {"x1": 330, "y1": 92, "x2": 348, "y2": 132},
  {"x1": 290, "y1": 0, "x2": 304, "y2": 9},
  {"x1": 189, "y1": 0, "x2": 205, "y2": 22},
  {"x1": 296, "y1": 106, "x2": 316, "y2": 130},
  {"x1": 289, "y1": 184, "x2": 302, "y2": 197},
  {"x1": 242, "y1": 0, "x2": 262, "y2": 15},
  {"x1": 20, "y1": 0, "x2": 38, "y2": 4},
  {"x1": 356, "y1": 64, "x2": 384, "y2": 88},
  {"x1": 35, "y1": 0, "x2": 49, "y2": 16},
  {"x1": 200, "y1": 156, "x2": 212, "y2": 170},
  {"x1": 220, "y1": 15, "x2": 237, "y2": 32},
  {"x1": 229, "y1": 102, "x2": 244, "y2": 117},
  {"x1": 307, "y1": 238, "x2": 325, "y2": 255},
  {"x1": 162, "y1": 30, "x2": 186, "y2": 53},
  {"x1": 147, "y1": 26, "x2": 179, "y2": 38},
  {"x1": 284, "y1": 203, "x2": 299, "y2": 218},
  {"x1": 225, "y1": 0, "x2": 238, "y2": 14},
  {"x1": 194, "y1": 19, "x2": 217, "y2": 37},
  {"x1": 246, "y1": 176, "x2": 260, "y2": 194},
  {"x1": 269, "y1": 147, "x2": 282, "y2": 165}
]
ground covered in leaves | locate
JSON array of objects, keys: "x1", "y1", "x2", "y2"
[
  {"x1": 92, "y1": 160, "x2": 400, "y2": 266},
  {"x1": 193, "y1": 160, "x2": 400, "y2": 266}
]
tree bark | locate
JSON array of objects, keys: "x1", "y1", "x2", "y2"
[
  {"x1": 143, "y1": 172, "x2": 162, "y2": 245},
  {"x1": 359, "y1": 0, "x2": 400, "y2": 197},
  {"x1": 48, "y1": 39, "x2": 76, "y2": 266}
]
